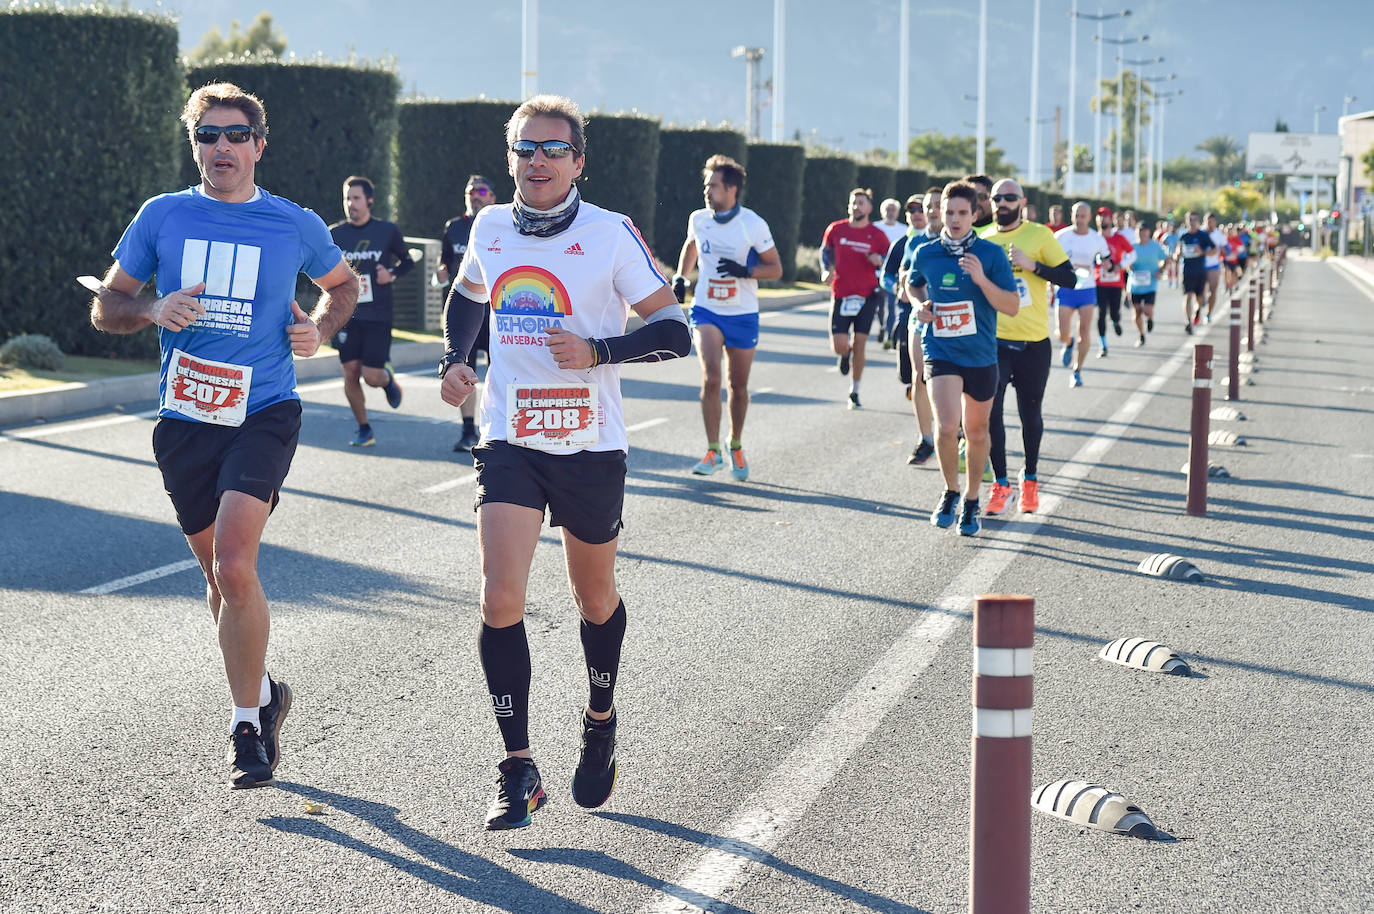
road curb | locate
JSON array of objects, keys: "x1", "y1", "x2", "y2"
[{"x1": 0, "y1": 340, "x2": 446, "y2": 427}]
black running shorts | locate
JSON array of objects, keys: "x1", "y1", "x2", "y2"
[
  {"x1": 1130, "y1": 292, "x2": 1156, "y2": 307},
  {"x1": 1182, "y1": 272, "x2": 1206, "y2": 296},
  {"x1": 151, "y1": 399, "x2": 302, "y2": 535},
  {"x1": 335, "y1": 319, "x2": 393, "y2": 368},
  {"x1": 472, "y1": 441, "x2": 627, "y2": 545},
  {"x1": 924, "y1": 359, "x2": 999, "y2": 403},
  {"x1": 829, "y1": 290, "x2": 882, "y2": 336}
]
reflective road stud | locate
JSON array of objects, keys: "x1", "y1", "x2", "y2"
[
  {"x1": 970, "y1": 594, "x2": 1033, "y2": 914},
  {"x1": 1187, "y1": 345, "x2": 1213, "y2": 517}
]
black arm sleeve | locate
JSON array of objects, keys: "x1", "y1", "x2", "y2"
[
  {"x1": 1036, "y1": 258, "x2": 1078, "y2": 288},
  {"x1": 443, "y1": 282, "x2": 487, "y2": 359},
  {"x1": 387, "y1": 226, "x2": 416, "y2": 279},
  {"x1": 590, "y1": 312, "x2": 692, "y2": 365}
]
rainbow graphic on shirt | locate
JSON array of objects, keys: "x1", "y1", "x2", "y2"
[{"x1": 491, "y1": 265, "x2": 572, "y2": 319}]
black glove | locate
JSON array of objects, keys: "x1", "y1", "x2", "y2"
[
  {"x1": 716, "y1": 258, "x2": 752, "y2": 279},
  {"x1": 671, "y1": 274, "x2": 687, "y2": 304}
]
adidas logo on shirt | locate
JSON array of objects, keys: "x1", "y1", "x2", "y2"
[{"x1": 564, "y1": 243, "x2": 585, "y2": 255}]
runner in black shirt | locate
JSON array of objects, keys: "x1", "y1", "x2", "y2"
[
  {"x1": 436, "y1": 175, "x2": 497, "y2": 452},
  {"x1": 329, "y1": 175, "x2": 414, "y2": 447}
]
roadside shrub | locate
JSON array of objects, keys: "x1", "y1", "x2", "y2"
[
  {"x1": 800, "y1": 156, "x2": 858, "y2": 247},
  {"x1": 0, "y1": 334, "x2": 65, "y2": 371},
  {"x1": 746, "y1": 143, "x2": 805, "y2": 281},
  {"x1": 654, "y1": 128, "x2": 749, "y2": 264}
]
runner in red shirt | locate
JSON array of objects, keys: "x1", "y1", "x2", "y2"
[
  {"x1": 821, "y1": 188, "x2": 891, "y2": 409},
  {"x1": 1093, "y1": 206, "x2": 1135, "y2": 358}
]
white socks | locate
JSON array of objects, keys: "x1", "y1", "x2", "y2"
[
  {"x1": 850, "y1": 380, "x2": 861, "y2": 395},
  {"x1": 259, "y1": 672, "x2": 271, "y2": 707},
  {"x1": 230, "y1": 673, "x2": 273, "y2": 734}
]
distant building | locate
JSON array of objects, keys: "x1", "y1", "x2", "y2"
[{"x1": 1337, "y1": 109, "x2": 1374, "y2": 246}]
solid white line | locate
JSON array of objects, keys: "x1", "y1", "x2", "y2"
[
  {"x1": 626, "y1": 417, "x2": 670, "y2": 433},
  {"x1": 421, "y1": 472, "x2": 478, "y2": 495},
  {"x1": 1330, "y1": 257, "x2": 1374, "y2": 300},
  {"x1": 637, "y1": 331, "x2": 1198, "y2": 914},
  {"x1": 0, "y1": 409, "x2": 157, "y2": 443},
  {"x1": 80, "y1": 558, "x2": 200, "y2": 595}
]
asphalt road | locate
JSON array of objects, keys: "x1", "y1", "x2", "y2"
[{"x1": 2, "y1": 258, "x2": 1371, "y2": 914}]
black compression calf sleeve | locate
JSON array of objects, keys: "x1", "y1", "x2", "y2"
[
  {"x1": 479, "y1": 621, "x2": 532, "y2": 752},
  {"x1": 579, "y1": 601, "x2": 627, "y2": 714}
]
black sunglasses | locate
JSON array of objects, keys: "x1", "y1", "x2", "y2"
[
  {"x1": 194, "y1": 124, "x2": 255, "y2": 144},
  {"x1": 510, "y1": 139, "x2": 581, "y2": 159},
  {"x1": 906, "y1": 203, "x2": 923, "y2": 213},
  {"x1": 992, "y1": 193, "x2": 1021, "y2": 203}
]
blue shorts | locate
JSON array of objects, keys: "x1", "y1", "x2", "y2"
[
  {"x1": 1205, "y1": 264, "x2": 1220, "y2": 272},
  {"x1": 1056, "y1": 285, "x2": 1097, "y2": 309},
  {"x1": 690, "y1": 305, "x2": 760, "y2": 350}
]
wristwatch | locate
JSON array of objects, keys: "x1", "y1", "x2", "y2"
[{"x1": 437, "y1": 349, "x2": 466, "y2": 379}]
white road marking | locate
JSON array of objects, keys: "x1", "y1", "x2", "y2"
[
  {"x1": 638, "y1": 332, "x2": 1195, "y2": 913},
  {"x1": 626, "y1": 417, "x2": 670, "y2": 433},
  {"x1": 0, "y1": 410, "x2": 156, "y2": 443},
  {"x1": 1329, "y1": 257, "x2": 1374, "y2": 300},
  {"x1": 421, "y1": 472, "x2": 478, "y2": 495},
  {"x1": 80, "y1": 558, "x2": 201, "y2": 595}
]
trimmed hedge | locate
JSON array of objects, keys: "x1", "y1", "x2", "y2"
[
  {"x1": 745, "y1": 143, "x2": 805, "y2": 282},
  {"x1": 855, "y1": 164, "x2": 896, "y2": 207},
  {"x1": 800, "y1": 156, "x2": 857, "y2": 247},
  {"x1": 2, "y1": 7, "x2": 183, "y2": 358},
  {"x1": 581, "y1": 113, "x2": 660, "y2": 249},
  {"x1": 395, "y1": 99, "x2": 516, "y2": 239},
  {"x1": 184, "y1": 61, "x2": 400, "y2": 226},
  {"x1": 654, "y1": 128, "x2": 748, "y2": 264},
  {"x1": 895, "y1": 167, "x2": 931, "y2": 202}
]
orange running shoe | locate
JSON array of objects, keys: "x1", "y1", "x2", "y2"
[
  {"x1": 1019, "y1": 476, "x2": 1040, "y2": 513},
  {"x1": 984, "y1": 483, "x2": 1013, "y2": 516}
]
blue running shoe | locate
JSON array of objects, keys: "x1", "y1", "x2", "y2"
[
  {"x1": 383, "y1": 364, "x2": 403, "y2": 409},
  {"x1": 691, "y1": 449, "x2": 721, "y2": 475},
  {"x1": 959, "y1": 497, "x2": 981, "y2": 537},
  {"x1": 1069, "y1": 371, "x2": 1083, "y2": 388},
  {"x1": 729, "y1": 447, "x2": 749, "y2": 481},
  {"x1": 350, "y1": 426, "x2": 375, "y2": 447},
  {"x1": 1061, "y1": 342, "x2": 1074, "y2": 367},
  {"x1": 931, "y1": 489, "x2": 960, "y2": 528}
]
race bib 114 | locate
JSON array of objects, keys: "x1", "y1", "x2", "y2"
[{"x1": 932, "y1": 300, "x2": 977, "y2": 338}]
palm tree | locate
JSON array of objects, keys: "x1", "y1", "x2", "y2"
[{"x1": 1196, "y1": 135, "x2": 1241, "y2": 185}]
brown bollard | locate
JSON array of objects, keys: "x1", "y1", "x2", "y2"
[
  {"x1": 1246, "y1": 280, "x2": 1256, "y2": 353},
  {"x1": 970, "y1": 594, "x2": 1033, "y2": 914},
  {"x1": 1256, "y1": 274, "x2": 1265, "y2": 325},
  {"x1": 1227, "y1": 297, "x2": 1242, "y2": 402},
  {"x1": 1187, "y1": 344, "x2": 1213, "y2": 517}
]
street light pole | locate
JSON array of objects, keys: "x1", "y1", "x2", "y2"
[
  {"x1": 977, "y1": 0, "x2": 987, "y2": 174},
  {"x1": 732, "y1": 46, "x2": 766, "y2": 140},
  {"x1": 1098, "y1": 32, "x2": 1148, "y2": 201},
  {"x1": 1067, "y1": 0, "x2": 1078, "y2": 194},
  {"x1": 898, "y1": 0, "x2": 910, "y2": 165},
  {"x1": 521, "y1": 0, "x2": 538, "y2": 99},
  {"x1": 1140, "y1": 73, "x2": 1175, "y2": 211},
  {"x1": 1071, "y1": 9, "x2": 1130, "y2": 196},
  {"x1": 1313, "y1": 104, "x2": 1326, "y2": 252},
  {"x1": 1152, "y1": 90, "x2": 1181, "y2": 214},
  {"x1": 771, "y1": 0, "x2": 786, "y2": 142},
  {"x1": 1029, "y1": 0, "x2": 1041, "y2": 186},
  {"x1": 1123, "y1": 58, "x2": 1165, "y2": 207}
]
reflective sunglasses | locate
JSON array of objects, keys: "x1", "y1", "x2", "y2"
[
  {"x1": 468, "y1": 186, "x2": 492, "y2": 196},
  {"x1": 991, "y1": 193, "x2": 1021, "y2": 203},
  {"x1": 510, "y1": 139, "x2": 580, "y2": 159},
  {"x1": 194, "y1": 124, "x2": 255, "y2": 144},
  {"x1": 906, "y1": 203, "x2": 923, "y2": 213}
]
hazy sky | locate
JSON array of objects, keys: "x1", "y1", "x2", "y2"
[{"x1": 140, "y1": 0, "x2": 1373, "y2": 180}]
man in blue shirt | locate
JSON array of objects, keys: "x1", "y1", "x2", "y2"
[
  {"x1": 1127, "y1": 221, "x2": 1167, "y2": 347},
  {"x1": 1172, "y1": 211, "x2": 1216, "y2": 333},
  {"x1": 907, "y1": 181, "x2": 1020, "y2": 536},
  {"x1": 88, "y1": 82, "x2": 359, "y2": 790}
]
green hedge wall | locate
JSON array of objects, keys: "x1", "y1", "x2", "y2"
[
  {"x1": 800, "y1": 156, "x2": 858, "y2": 246},
  {"x1": 895, "y1": 167, "x2": 930, "y2": 202},
  {"x1": 745, "y1": 143, "x2": 805, "y2": 282},
  {"x1": 581, "y1": 113, "x2": 660, "y2": 250},
  {"x1": 654, "y1": 128, "x2": 748, "y2": 265},
  {"x1": 184, "y1": 62, "x2": 400, "y2": 226},
  {"x1": 395, "y1": 99, "x2": 516, "y2": 239},
  {"x1": 855, "y1": 164, "x2": 896, "y2": 207},
  {"x1": 2, "y1": 7, "x2": 183, "y2": 358}
]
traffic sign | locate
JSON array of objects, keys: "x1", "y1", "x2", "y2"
[{"x1": 1245, "y1": 132, "x2": 1341, "y2": 176}]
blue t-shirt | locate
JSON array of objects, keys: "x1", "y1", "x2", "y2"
[
  {"x1": 1177, "y1": 230, "x2": 1215, "y2": 276},
  {"x1": 1128, "y1": 240, "x2": 1166, "y2": 294},
  {"x1": 910, "y1": 236, "x2": 1016, "y2": 367},
  {"x1": 113, "y1": 187, "x2": 343, "y2": 423},
  {"x1": 1161, "y1": 231, "x2": 1179, "y2": 254}
]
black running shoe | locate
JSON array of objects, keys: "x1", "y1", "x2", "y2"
[
  {"x1": 383, "y1": 363, "x2": 403, "y2": 409},
  {"x1": 1147, "y1": 316, "x2": 1154, "y2": 332},
  {"x1": 259, "y1": 678, "x2": 292, "y2": 771},
  {"x1": 453, "y1": 428, "x2": 480, "y2": 452},
  {"x1": 1112, "y1": 320, "x2": 1122, "y2": 336},
  {"x1": 847, "y1": 392, "x2": 862, "y2": 410},
  {"x1": 571, "y1": 711, "x2": 618, "y2": 809},
  {"x1": 838, "y1": 352, "x2": 850, "y2": 376},
  {"x1": 485, "y1": 757, "x2": 547, "y2": 830},
  {"x1": 908, "y1": 440, "x2": 935, "y2": 466},
  {"x1": 228, "y1": 721, "x2": 274, "y2": 789}
]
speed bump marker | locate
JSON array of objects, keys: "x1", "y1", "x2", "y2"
[
  {"x1": 1098, "y1": 637, "x2": 1192, "y2": 676},
  {"x1": 1177, "y1": 463, "x2": 1230, "y2": 478},
  {"x1": 1032, "y1": 780, "x2": 1160, "y2": 839},
  {"x1": 1208, "y1": 430, "x2": 1246, "y2": 447},
  {"x1": 1209, "y1": 406, "x2": 1246, "y2": 421},
  {"x1": 1138, "y1": 553, "x2": 1204, "y2": 582}
]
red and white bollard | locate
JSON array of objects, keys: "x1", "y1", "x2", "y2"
[
  {"x1": 970, "y1": 594, "x2": 1033, "y2": 914},
  {"x1": 1227, "y1": 296, "x2": 1242, "y2": 402},
  {"x1": 1246, "y1": 279, "x2": 1257, "y2": 354},
  {"x1": 1187, "y1": 344, "x2": 1214, "y2": 517}
]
